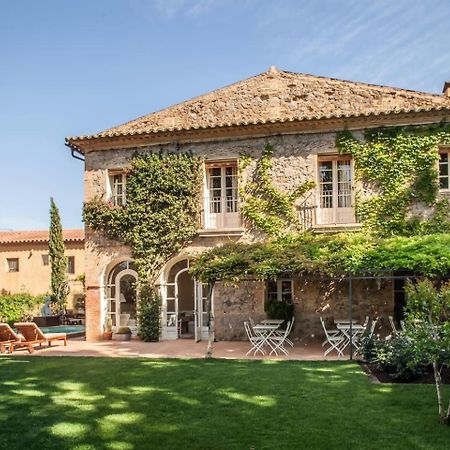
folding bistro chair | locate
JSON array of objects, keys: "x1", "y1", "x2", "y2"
[
  {"x1": 244, "y1": 321, "x2": 266, "y2": 356},
  {"x1": 269, "y1": 320, "x2": 293, "y2": 356},
  {"x1": 273, "y1": 316, "x2": 295, "y2": 347},
  {"x1": 320, "y1": 317, "x2": 345, "y2": 357}
]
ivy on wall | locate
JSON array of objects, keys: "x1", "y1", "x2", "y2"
[
  {"x1": 337, "y1": 123, "x2": 450, "y2": 236},
  {"x1": 83, "y1": 152, "x2": 203, "y2": 340},
  {"x1": 239, "y1": 144, "x2": 315, "y2": 236}
]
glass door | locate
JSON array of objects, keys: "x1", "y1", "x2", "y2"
[{"x1": 317, "y1": 158, "x2": 354, "y2": 224}]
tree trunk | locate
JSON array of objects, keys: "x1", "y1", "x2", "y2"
[
  {"x1": 433, "y1": 360, "x2": 448, "y2": 423},
  {"x1": 205, "y1": 280, "x2": 215, "y2": 359}
]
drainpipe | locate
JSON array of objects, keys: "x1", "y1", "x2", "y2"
[{"x1": 65, "y1": 143, "x2": 85, "y2": 162}]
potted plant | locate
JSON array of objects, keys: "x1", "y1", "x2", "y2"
[
  {"x1": 102, "y1": 317, "x2": 113, "y2": 340},
  {"x1": 112, "y1": 326, "x2": 132, "y2": 341}
]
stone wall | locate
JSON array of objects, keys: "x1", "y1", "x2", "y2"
[
  {"x1": 213, "y1": 280, "x2": 266, "y2": 340},
  {"x1": 210, "y1": 276, "x2": 394, "y2": 342}
]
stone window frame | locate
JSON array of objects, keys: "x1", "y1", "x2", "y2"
[
  {"x1": 438, "y1": 146, "x2": 450, "y2": 192},
  {"x1": 6, "y1": 258, "x2": 19, "y2": 273},
  {"x1": 106, "y1": 170, "x2": 127, "y2": 206},
  {"x1": 266, "y1": 278, "x2": 294, "y2": 303}
]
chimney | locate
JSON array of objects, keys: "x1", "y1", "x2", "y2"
[{"x1": 443, "y1": 81, "x2": 450, "y2": 97}]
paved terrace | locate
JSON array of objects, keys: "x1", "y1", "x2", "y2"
[{"x1": 2, "y1": 339, "x2": 346, "y2": 360}]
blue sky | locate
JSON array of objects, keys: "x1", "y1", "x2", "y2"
[{"x1": 0, "y1": 0, "x2": 449, "y2": 230}]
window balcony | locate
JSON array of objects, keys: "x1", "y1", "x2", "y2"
[
  {"x1": 298, "y1": 188, "x2": 359, "y2": 231},
  {"x1": 199, "y1": 195, "x2": 243, "y2": 234}
]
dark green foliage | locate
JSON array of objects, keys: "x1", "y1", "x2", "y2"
[
  {"x1": 337, "y1": 124, "x2": 450, "y2": 236},
  {"x1": 239, "y1": 144, "x2": 315, "y2": 236},
  {"x1": 49, "y1": 197, "x2": 67, "y2": 309},
  {"x1": 190, "y1": 232, "x2": 450, "y2": 282},
  {"x1": 0, "y1": 293, "x2": 45, "y2": 325},
  {"x1": 359, "y1": 335, "x2": 427, "y2": 381},
  {"x1": 264, "y1": 298, "x2": 294, "y2": 321},
  {"x1": 137, "y1": 286, "x2": 161, "y2": 342}
]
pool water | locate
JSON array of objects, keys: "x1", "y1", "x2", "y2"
[{"x1": 40, "y1": 325, "x2": 86, "y2": 335}]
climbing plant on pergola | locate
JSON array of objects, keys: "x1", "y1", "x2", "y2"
[{"x1": 190, "y1": 232, "x2": 450, "y2": 358}]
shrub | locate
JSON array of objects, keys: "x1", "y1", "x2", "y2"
[
  {"x1": 116, "y1": 327, "x2": 131, "y2": 335},
  {"x1": 265, "y1": 299, "x2": 294, "y2": 322},
  {"x1": 138, "y1": 286, "x2": 161, "y2": 342},
  {"x1": 359, "y1": 334, "x2": 428, "y2": 381},
  {"x1": 0, "y1": 293, "x2": 45, "y2": 325}
]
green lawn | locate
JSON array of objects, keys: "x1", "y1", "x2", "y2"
[{"x1": 0, "y1": 357, "x2": 449, "y2": 449}]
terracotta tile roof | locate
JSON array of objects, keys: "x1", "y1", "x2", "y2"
[
  {"x1": 0, "y1": 229, "x2": 84, "y2": 244},
  {"x1": 67, "y1": 66, "x2": 450, "y2": 145}
]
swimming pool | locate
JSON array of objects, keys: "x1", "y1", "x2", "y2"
[{"x1": 40, "y1": 325, "x2": 86, "y2": 338}]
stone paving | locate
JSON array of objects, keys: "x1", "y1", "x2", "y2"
[{"x1": 2, "y1": 338, "x2": 346, "y2": 361}]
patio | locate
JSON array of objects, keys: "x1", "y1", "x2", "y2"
[{"x1": 2, "y1": 338, "x2": 341, "y2": 360}]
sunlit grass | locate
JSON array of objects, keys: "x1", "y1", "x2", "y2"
[{"x1": 0, "y1": 357, "x2": 449, "y2": 449}]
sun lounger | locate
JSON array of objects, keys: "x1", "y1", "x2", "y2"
[
  {"x1": 0, "y1": 323, "x2": 21, "y2": 354},
  {"x1": 13, "y1": 322, "x2": 67, "y2": 354}
]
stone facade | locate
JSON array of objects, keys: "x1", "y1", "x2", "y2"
[{"x1": 72, "y1": 69, "x2": 450, "y2": 342}]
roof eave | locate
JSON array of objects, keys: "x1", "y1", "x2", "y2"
[{"x1": 66, "y1": 108, "x2": 450, "y2": 153}]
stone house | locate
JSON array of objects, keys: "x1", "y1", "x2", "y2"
[
  {"x1": 66, "y1": 67, "x2": 450, "y2": 342},
  {"x1": 0, "y1": 229, "x2": 85, "y2": 311}
]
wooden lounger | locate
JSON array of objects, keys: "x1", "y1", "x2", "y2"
[
  {"x1": 0, "y1": 323, "x2": 21, "y2": 354},
  {"x1": 13, "y1": 322, "x2": 67, "y2": 354}
]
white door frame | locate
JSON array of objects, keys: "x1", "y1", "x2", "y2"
[{"x1": 114, "y1": 268, "x2": 138, "y2": 331}]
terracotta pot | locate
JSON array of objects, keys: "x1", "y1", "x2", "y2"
[{"x1": 102, "y1": 331, "x2": 113, "y2": 340}]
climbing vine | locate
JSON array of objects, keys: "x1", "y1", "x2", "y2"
[
  {"x1": 337, "y1": 123, "x2": 450, "y2": 236},
  {"x1": 83, "y1": 152, "x2": 203, "y2": 340},
  {"x1": 239, "y1": 144, "x2": 315, "y2": 236}
]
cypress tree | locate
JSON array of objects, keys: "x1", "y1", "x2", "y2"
[{"x1": 49, "y1": 197, "x2": 67, "y2": 310}]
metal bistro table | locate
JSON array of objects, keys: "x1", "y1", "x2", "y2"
[
  {"x1": 335, "y1": 322, "x2": 366, "y2": 353},
  {"x1": 252, "y1": 324, "x2": 280, "y2": 353}
]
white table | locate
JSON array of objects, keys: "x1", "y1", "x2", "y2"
[
  {"x1": 260, "y1": 319, "x2": 284, "y2": 325},
  {"x1": 252, "y1": 324, "x2": 280, "y2": 354},
  {"x1": 336, "y1": 323, "x2": 366, "y2": 352}
]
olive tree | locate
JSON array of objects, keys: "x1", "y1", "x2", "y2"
[{"x1": 405, "y1": 279, "x2": 450, "y2": 424}]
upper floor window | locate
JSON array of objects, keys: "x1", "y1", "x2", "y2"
[
  {"x1": 316, "y1": 156, "x2": 355, "y2": 225},
  {"x1": 267, "y1": 279, "x2": 293, "y2": 303},
  {"x1": 439, "y1": 151, "x2": 449, "y2": 190},
  {"x1": 67, "y1": 256, "x2": 75, "y2": 274},
  {"x1": 109, "y1": 172, "x2": 126, "y2": 206},
  {"x1": 203, "y1": 162, "x2": 240, "y2": 229},
  {"x1": 6, "y1": 258, "x2": 19, "y2": 272},
  {"x1": 42, "y1": 254, "x2": 49, "y2": 266}
]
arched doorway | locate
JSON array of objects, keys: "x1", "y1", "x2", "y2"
[
  {"x1": 162, "y1": 258, "x2": 209, "y2": 341},
  {"x1": 106, "y1": 260, "x2": 138, "y2": 332}
]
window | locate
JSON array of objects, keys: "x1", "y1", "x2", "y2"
[
  {"x1": 266, "y1": 279, "x2": 293, "y2": 303},
  {"x1": 203, "y1": 162, "x2": 240, "y2": 229},
  {"x1": 42, "y1": 254, "x2": 49, "y2": 266},
  {"x1": 6, "y1": 258, "x2": 19, "y2": 272},
  {"x1": 439, "y1": 151, "x2": 449, "y2": 190},
  {"x1": 317, "y1": 156, "x2": 355, "y2": 224},
  {"x1": 109, "y1": 172, "x2": 126, "y2": 206},
  {"x1": 67, "y1": 256, "x2": 75, "y2": 274}
]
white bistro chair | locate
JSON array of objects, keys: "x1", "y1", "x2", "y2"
[
  {"x1": 269, "y1": 320, "x2": 293, "y2": 356},
  {"x1": 320, "y1": 317, "x2": 345, "y2": 358},
  {"x1": 244, "y1": 321, "x2": 266, "y2": 356}
]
